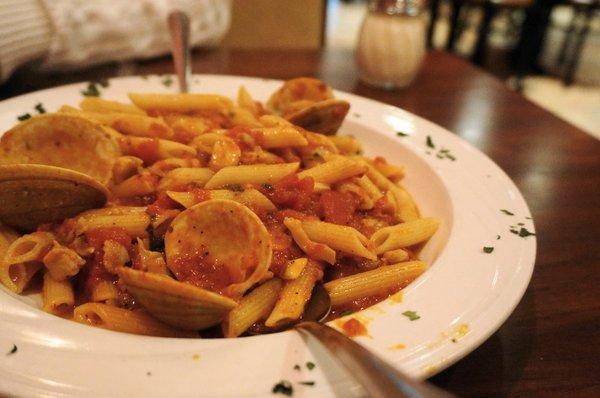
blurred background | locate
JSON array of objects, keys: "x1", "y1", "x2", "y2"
[{"x1": 1, "y1": 0, "x2": 598, "y2": 137}]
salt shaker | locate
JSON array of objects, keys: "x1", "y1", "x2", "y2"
[{"x1": 356, "y1": 0, "x2": 427, "y2": 89}]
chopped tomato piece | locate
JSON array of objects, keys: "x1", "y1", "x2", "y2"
[{"x1": 319, "y1": 190, "x2": 359, "y2": 225}]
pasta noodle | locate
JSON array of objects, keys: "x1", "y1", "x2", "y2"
[{"x1": 0, "y1": 77, "x2": 440, "y2": 339}]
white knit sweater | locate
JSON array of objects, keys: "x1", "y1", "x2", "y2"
[{"x1": 0, "y1": 0, "x2": 231, "y2": 82}]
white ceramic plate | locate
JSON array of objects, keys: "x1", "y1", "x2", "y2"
[{"x1": 0, "y1": 75, "x2": 536, "y2": 398}]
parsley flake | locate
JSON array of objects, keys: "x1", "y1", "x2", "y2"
[
  {"x1": 272, "y1": 380, "x2": 293, "y2": 396},
  {"x1": 483, "y1": 246, "x2": 494, "y2": 253},
  {"x1": 34, "y1": 103, "x2": 46, "y2": 114},
  {"x1": 6, "y1": 344, "x2": 17, "y2": 356},
  {"x1": 298, "y1": 381, "x2": 315, "y2": 386},
  {"x1": 162, "y1": 76, "x2": 174, "y2": 87},
  {"x1": 402, "y1": 310, "x2": 420, "y2": 321},
  {"x1": 293, "y1": 364, "x2": 301, "y2": 371},
  {"x1": 500, "y1": 209, "x2": 515, "y2": 216},
  {"x1": 306, "y1": 361, "x2": 316, "y2": 370},
  {"x1": 496, "y1": 235, "x2": 501, "y2": 240},
  {"x1": 81, "y1": 83, "x2": 101, "y2": 97},
  {"x1": 396, "y1": 131, "x2": 408, "y2": 137},
  {"x1": 353, "y1": 112, "x2": 361, "y2": 118},
  {"x1": 426, "y1": 135, "x2": 435, "y2": 149},
  {"x1": 17, "y1": 113, "x2": 31, "y2": 121},
  {"x1": 339, "y1": 309, "x2": 354, "y2": 317},
  {"x1": 518, "y1": 227, "x2": 535, "y2": 237}
]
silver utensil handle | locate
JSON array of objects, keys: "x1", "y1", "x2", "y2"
[
  {"x1": 295, "y1": 322, "x2": 455, "y2": 398},
  {"x1": 168, "y1": 11, "x2": 191, "y2": 93}
]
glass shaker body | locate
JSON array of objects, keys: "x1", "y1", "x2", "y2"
[{"x1": 356, "y1": 0, "x2": 426, "y2": 89}]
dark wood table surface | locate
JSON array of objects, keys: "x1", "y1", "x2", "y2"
[{"x1": 1, "y1": 49, "x2": 599, "y2": 397}]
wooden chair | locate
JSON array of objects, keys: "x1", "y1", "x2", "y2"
[{"x1": 427, "y1": 0, "x2": 534, "y2": 65}]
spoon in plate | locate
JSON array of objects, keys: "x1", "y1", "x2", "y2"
[{"x1": 294, "y1": 283, "x2": 455, "y2": 398}]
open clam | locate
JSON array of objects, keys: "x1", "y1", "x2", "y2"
[
  {"x1": 117, "y1": 267, "x2": 237, "y2": 330},
  {"x1": 266, "y1": 77, "x2": 350, "y2": 135},
  {"x1": 0, "y1": 113, "x2": 120, "y2": 185},
  {"x1": 164, "y1": 199, "x2": 272, "y2": 297},
  {"x1": 0, "y1": 164, "x2": 109, "y2": 231}
]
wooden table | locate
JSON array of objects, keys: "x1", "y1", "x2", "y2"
[{"x1": 2, "y1": 49, "x2": 599, "y2": 397}]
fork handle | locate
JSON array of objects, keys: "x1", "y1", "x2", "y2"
[
  {"x1": 168, "y1": 11, "x2": 191, "y2": 93},
  {"x1": 295, "y1": 322, "x2": 455, "y2": 398}
]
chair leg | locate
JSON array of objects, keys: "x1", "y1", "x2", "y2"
[
  {"x1": 446, "y1": 0, "x2": 463, "y2": 51},
  {"x1": 472, "y1": 2, "x2": 495, "y2": 65},
  {"x1": 564, "y1": 6, "x2": 593, "y2": 86},
  {"x1": 557, "y1": 7, "x2": 578, "y2": 67},
  {"x1": 427, "y1": 0, "x2": 442, "y2": 48}
]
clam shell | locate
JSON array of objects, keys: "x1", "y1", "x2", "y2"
[
  {"x1": 286, "y1": 99, "x2": 350, "y2": 135},
  {"x1": 0, "y1": 113, "x2": 120, "y2": 185},
  {"x1": 0, "y1": 164, "x2": 108, "y2": 231},
  {"x1": 165, "y1": 199, "x2": 272, "y2": 297},
  {"x1": 117, "y1": 267, "x2": 237, "y2": 330}
]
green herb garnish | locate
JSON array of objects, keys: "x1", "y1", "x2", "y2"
[
  {"x1": 162, "y1": 76, "x2": 173, "y2": 87},
  {"x1": 483, "y1": 247, "x2": 494, "y2": 253},
  {"x1": 402, "y1": 310, "x2": 420, "y2": 321},
  {"x1": 17, "y1": 113, "x2": 31, "y2": 121},
  {"x1": 306, "y1": 361, "x2": 316, "y2": 370},
  {"x1": 293, "y1": 364, "x2": 301, "y2": 371},
  {"x1": 496, "y1": 235, "x2": 501, "y2": 240},
  {"x1": 81, "y1": 82, "x2": 101, "y2": 97},
  {"x1": 500, "y1": 209, "x2": 514, "y2": 216},
  {"x1": 339, "y1": 309, "x2": 354, "y2": 317},
  {"x1": 272, "y1": 380, "x2": 293, "y2": 396},
  {"x1": 396, "y1": 131, "x2": 408, "y2": 137},
  {"x1": 518, "y1": 227, "x2": 535, "y2": 237},
  {"x1": 6, "y1": 344, "x2": 17, "y2": 356},
  {"x1": 34, "y1": 103, "x2": 46, "y2": 114},
  {"x1": 298, "y1": 381, "x2": 315, "y2": 386},
  {"x1": 426, "y1": 135, "x2": 435, "y2": 149},
  {"x1": 262, "y1": 183, "x2": 273, "y2": 191}
]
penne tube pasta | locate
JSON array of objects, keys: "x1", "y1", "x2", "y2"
[
  {"x1": 370, "y1": 157, "x2": 405, "y2": 181},
  {"x1": 0, "y1": 261, "x2": 42, "y2": 294},
  {"x1": 91, "y1": 279, "x2": 119, "y2": 302},
  {"x1": 284, "y1": 218, "x2": 336, "y2": 265},
  {"x1": 1, "y1": 232, "x2": 54, "y2": 265},
  {"x1": 282, "y1": 258, "x2": 308, "y2": 280},
  {"x1": 325, "y1": 261, "x2": 426, "y2": 307},
  {"x1": 237, "y1": 85, "x2": 259, "y2": 116},
  {"x1": 329, "y1": 135, "x2": 362, "y2": 155},
  {"x1": 166, "y1": 188, "x2": 276, "y2": 215},
  {"x1": 42, "y1": 271, "x2": 74, "y2": 316},
  {"x1": 313, "y1": 182, "x2": 331, "y2": 193},
  {"x1": 80, "y1": 97, "x2": 146, "y2": 115},
  {"x1": 42, "y1": 241, "x2": 86, "y2": 281},
  {"x1": 265, "y1": 261, "x2": 322, "y2": 328},
  {"x1": 204, "y1": 162, "x2": 300, "y2": 189},
  {"x1": 75, "y1": 207, "x2": 151, "y2": 237},
  {"x1": 370, "y1": 218, "x2": 440, "y2": 254},
  {"x1": 74, "y1": 303, "x2": 195, "y2": 337},
  {"x1": 78, "y1": 111, "x2": 174, "y2": 140},
  {"x1": 297, "y1": 156, "x2": 366, "y2": 184},
  {"x1": 120, "y1": 136, "x2": 197, "y2": 162},
  {"x1": 301, "y1": 220, "x2": 377, "y2": 261},
  {"x1": 112, "y1": 156, "x2": 144, "y2": 184},
  {"x1": 228, "y1": 106, "x2": 261, "y2": 127},
  {"x1": 157, "y1": 168, "x2": 214, "y2": 191},
  {"x1": 112, "y1": 173, "x2": 157, "y2": 198},
  {"x1": 254, "y1": 127, "x2": 308, "y2": 148},
  {"x1": 258, "y1": 114, "x2": 293, "y2": 128},
  {"x1": 223, "y1": 278, "x2": 283, "y2": 337},
  {"x1": 382, "y1": 248, "x2": 410, "y2": 264},
  {"x1": 128, "y1": 93, "x2": 233, "y2": 113}
]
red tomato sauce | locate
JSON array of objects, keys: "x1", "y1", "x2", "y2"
[
  {"x1": 319, "y1": 190, "x2": 359, "y2": 225},
  {"x1": 265, "y1": 174, "x2": 314, "y2": 210},
  {"x1": 169, "y1": 249, "x2": 232, "y2": 295},
  {"x1": 341, "y1": 318, "x2": 368, "y2": 337},
  {"x1": 147, "y1": 192, "x2": 182, "y2": 217},
  {"x1": 225, "y1": 126, "x2": 264, "y2": 150}
]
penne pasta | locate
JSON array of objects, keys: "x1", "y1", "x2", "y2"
[
  {"x1": 284, "y1": 218, "x2": 336, "y2": 265},
  {"x1": 42, "y1": 271, "x2": 75, "y2": 316},
  {"x1": 255, "y1": 127, "x2": 308, "y2": 148},
  {"x1": 370, "y1": 218, "x2": 440, "y2": 254},
  {"x1": 42, "y1": 241, "x2": 86, "y2": 281},
  {"x1": 325, "y1": 261, "x2": 426, "y2": 307},
  {"x1": 74, "y1": 303, "x2": 196, "y2": 337},
  {"x1": 265, "y1": 261, "x2": 322, "y2": 328},
  {"x1": 204, "y1": 162, "x2": 299, "y2": 189},
  {"x1": 301, "y1": 220, "x2": 377, "y2": 261},
  {"x1": 297, "y1": 156, "x2": 366, "y2": 184},
  {"x1": 80, "y1": 97, "x2": 146, "y2": 115},
  {"x1": 223, "y1": 278, "x2": 283, "y2": 338},
  {"x1": 157, "y1": 168, "x2": 214, "y2": 191},
  {"x1": 75, "y1": 207, "x2": 151, "y2": 237},
  {"x1": 128, "y1": 93, "x2": 233, "y2": 113}
]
